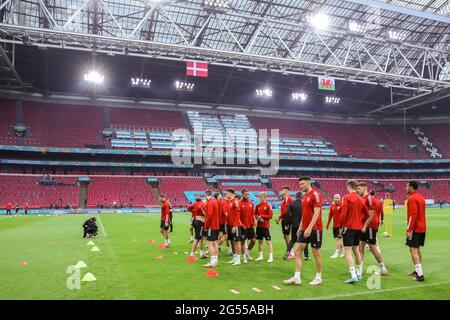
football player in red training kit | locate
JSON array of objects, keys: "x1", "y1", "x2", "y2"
[
  {"x1": 275, "y1": 186, "x2": 293, "y2": 259},
  {"x1": 225, "y1": 189, "x2": 243, "y2": 266},
  {"x1": 339, "y1": 180, "x2": 367, "y2": 284},
  {"x1": 254, "y1": 192, "x2": 274, "y2": 263},
  {"x1": 326, "y1": 194, "x2": 344, "y2": 259},
  {"x1": 240, "y1": 189, "x2": 256, "y2": 263},
  {"x1": 188, "y1": 197, "x2": 207, "y2": 258},
  {"x1": 203, "y1": 190, "x2": 220, "y2": 268},
  {"x1": 215, "y1": 193, "x2": 232, "y2": 255},
  {"x1": 284, "y1": 177, "x2": 323, "y2": 286},
  {"x1": 369, "y1": 190, "x2": 384, "y2": 254},
  {"x1": 159, "y1": 194, "x2": 172, "y2": 247},
  {"x1": 405, "y1": 181, "x2": 426, "y2": 282},
  {"x1": 357, "y1": 182, "x2": 388, "y2": 276}
]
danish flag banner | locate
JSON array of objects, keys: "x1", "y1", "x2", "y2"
[{"x1": 186, "y1": 60, "x2": 208, "y2": 77}]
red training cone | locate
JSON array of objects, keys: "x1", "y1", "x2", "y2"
[{"x1": 206, "y1": 269, "x2": 219, "y2": 277}]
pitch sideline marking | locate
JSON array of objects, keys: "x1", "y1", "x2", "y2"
[
  {"x1": 96, "y1": 214, "x2": 108, "y2": 237},
  {"x1": 304, "y1": 280, "x2": 450, "y2": 300}
]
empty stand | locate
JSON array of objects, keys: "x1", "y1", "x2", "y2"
[
  {"x1": 87, "y1": 176, "x2": 156, "y2": 207},
  {"x1": 0, "y1": 174, "x2": 79, "y2": 208},
  {"x1": 158, "y1": 176, "x2": 208, "y2": 207},
  {"x1": 22, "y1": 102, "x2": 104, "y2": 148},
  {"x1": 110, "y1": 108, "x2": 186, "y2": 130},
  {"x1": 0, "y1": 100, "x2": 17, "y2": 145}
]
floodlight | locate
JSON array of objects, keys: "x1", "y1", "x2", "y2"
[{"x1": 84, "y1": 71, "x2": 104, "y2": 84}]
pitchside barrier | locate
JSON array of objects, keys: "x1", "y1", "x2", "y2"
[{"x1": 1, "y1": 204, "x2": 448, "y2": 216}]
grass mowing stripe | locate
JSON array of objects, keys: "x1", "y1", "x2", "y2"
[
  {"x1": 305, "y1": 281, "x2": 450, "y2": 300},
  {"x1": 96, "y1": 214, "x2": 108, "y2": 237}
]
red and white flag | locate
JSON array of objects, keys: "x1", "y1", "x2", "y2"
[{"x1": 186, "y1": 60, "x2": 208, "y2": 77}]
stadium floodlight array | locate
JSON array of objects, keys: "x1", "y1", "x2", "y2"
[
  {"x1": 84, "y1": 71, "x2": 104, "y2": 85},
  {"x1": 325, "y1": 96, "x2": 340, "y2": 104},
  {"x1": 348, "y1": 21, "x2": 366, "y2": 34},
  {"x1": 131, "y1": 77, "x2": 151, "y2": 88},
  {"x1": 203, "y1": 0, "x2": 229, "y2": 12},
  {"x1": 291, "y1": 92, "x2": 308, "y2": 101},
  {"x1": 388, "y1": 30, "x2": 405, "y2": 41},
  {"x1": 306, "y1": 12, "x2": 329, "y2": 30},
  {"x1": 175, "y1": 80, "x2": 195, "y2": 92},
  {"x1": 256, "y1": 88, "x2": 273, "y2": 97}
]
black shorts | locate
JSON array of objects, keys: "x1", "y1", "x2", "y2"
[
  {"x1": 281, "y1": 220, "x2": 291, "y2": 235},
  {"x1": 227, "y1": 225, "x2": 244, "y2": 241},
  {"x1": 256, "y1": 227, "x2": 271, "y2": 241},
  {"x1": 192, "y1": 220, "x2": 204, "y2": 240},
  {"x1": 243, "y1": 228, "x2": 255, "y2": 240},
  {"x1": 342, "y1": 228, "x2": 361, "y2": 247},
  {"x1": 297, "y1": 229, "x2": 322, "y2": 249},
  {"x1": 219, "y1": 224, "x2": 226, "y2": 234},
  {"x1": 206, "y1": 228, "x2": 219, "y2": 241},
  {"x1": 333, "y1": 227, "x2": 340, "y2": 238},
  {"x1": 160, "y1": 220, "x2": 169, "y2": 231},
  {"x1": 406, "y1": 232, "x2": 426, "y2": 248},
  {"x1": 360, "y1": 228, "x2": 378, "y2": 245}
]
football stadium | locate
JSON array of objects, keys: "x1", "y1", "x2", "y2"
[{"x1": 0, "y1": 0, "x2": 449, "y2": 303}]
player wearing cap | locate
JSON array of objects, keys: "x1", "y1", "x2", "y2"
[
  {"x1": 240, "y1": 189, "x2": 256, "y2": 263},
  {"x1": 326, "y1": 194, "x2": 344, "y2": 259},
  {"x1": 340, "y1": 180, "x2": 368, "y2": 284},
  {"x1": 357, "y1": 182, "x2": 388, "y2": 276},
  {"x1": 254, "y1": 192, "x2": 274, "y2": 263},
  {"x1": 203, "y1": 190, "x2": 220, "y2": 268},
  {"x1": 405, "y1": 181, "x2": 426, "y2": 282},
  {"x1": 225, "y1": 189, "x2": 243, "y2": 266},
  {"x1": 283, "y1": 177, "x2": 323, "y2": 286}
]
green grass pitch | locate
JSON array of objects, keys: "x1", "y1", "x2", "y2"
[{"x1": 1, "y1": 208, "x2": 450, "y2": 300}]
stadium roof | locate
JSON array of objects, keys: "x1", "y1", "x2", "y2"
[{"x1": 0, "y1": 0, "x2": 449, "y2": 119}]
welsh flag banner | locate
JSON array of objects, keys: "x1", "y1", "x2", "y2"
[{"x1": 318, "y1": 76, "x2": 335, "y2": 91}]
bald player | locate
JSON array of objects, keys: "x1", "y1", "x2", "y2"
[{"x1": 326, "y1": 194, "x2": 344, "y2": 259}]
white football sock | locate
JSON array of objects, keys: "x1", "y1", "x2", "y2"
[
  {"x1": 269, "y1": 253, "x2": 273, "y2": 259},
  {"x1": 315, "y1": 273, "x2": 322, "y2": 280},
  {"x1": 379, "y1": 262, "x2": 385, "y2": 269},
  {"x1": 415, "y1": 264, "x2": 423, "y2": 276},
  {"x1": 349, "y1": 266, "x2": 357, "y2": 279},
  {"x1": 357, "y1": 264, "x2": 363, "y2": 275},
  {"x1": 294, "y1": 272, "x2": 301, "y2": 280}
]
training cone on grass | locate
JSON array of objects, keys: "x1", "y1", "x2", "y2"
[
  {"x1": 81, "y1": 272, "x2": 97, "y2": 282},
  {"x1": 91, "y1": 246, "x2": 100, "y2": 252},
  {"x1": 74, "y1": 261, "x2": 87, "y2": 269},
  {"x1": 158, "y1": 244, "x2": 167, "y2": 249},
  {"x1": 148, "y1": 239, "x2": 155, "y2": 244},
  {"x1": 19, "y1": 261, "x2": 28, "y2": 267},
  {"x1": 206, "y1": 269, "x2": 219, "y2": 277},
  {"x1": 87, "y1": 241, "x2": 95, "y2": 246},
  {"x1": 187, "y1": 256, "x2": 197, "y2": 263},
  {"x1": 155, "y1": 255, "x2": 164, "y2": 260}
]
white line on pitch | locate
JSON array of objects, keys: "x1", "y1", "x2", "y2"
[
  {"x1": 303, "y1": 280, "x2": 450, "y2": 300},
  {"x1": 96, "y1": 214, "x2": 108, "y2": 237}
]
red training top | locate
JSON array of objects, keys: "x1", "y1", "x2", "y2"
[
  {"x1": 239, "y1": 199, "x2": 255, "y2": 228},
  {"x1": 407, "y1": 191, "x2": 426, "y2": 233},
  {"x1": 339, "y1": 192, "x2": 367, "y2": 230},
  {"x1": 278, "y1": 196, "x2": 292, "y2": 220},
  {"x1": 255, "y1": 202, "x2": 273, "y2": 228},
  {"x1": 204, "y1": 198, "x2": 220, "y2": 230},
  {"x1": 301, "y1": 189, "x2": 323, "y2": 231},
  {"x1": 326, "y1": 204, "x2": 341, "y2": 229}
]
